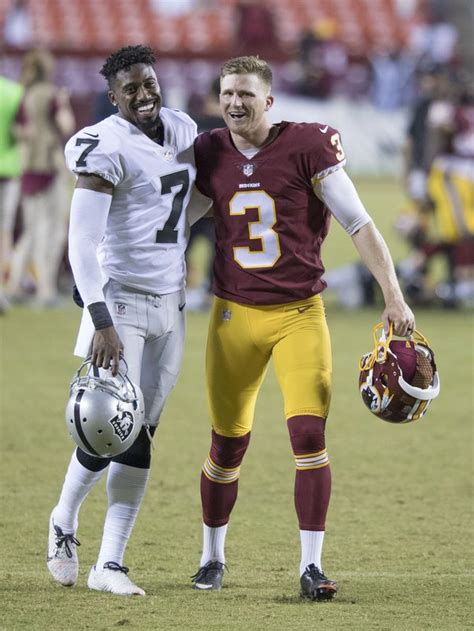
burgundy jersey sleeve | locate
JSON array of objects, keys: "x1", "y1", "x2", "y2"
[
  {"x1": 308, "y1": 124, "x2": 346, "y2": 180},
  {"x1": 194, "y1": 123, "x2": 346, "y2": 305}
]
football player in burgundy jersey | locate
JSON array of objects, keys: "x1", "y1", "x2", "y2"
[{"x1": 190, "y1": 56, "x2": 415, "y2": 599}]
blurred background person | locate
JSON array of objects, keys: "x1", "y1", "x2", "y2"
[
  {"x1": 370, "y1": 46, "x2": 416, "y2": 111},
  {"x1": 2, "y1": 0, "x2": 32, "y2": 49},
  {"x1": 0, "y1": 74, "x2": 23, "y2": 314},
  {"x1": 408, "y1": 0, "x2": 458, "y2": 68},
  {"x1": 233, "y1": 0, "x2": 280, "y2": 58},
  {"x1": 425, "y1": 72, "x2": 474, "y2": 307},
  {"x1": 394, "y1": 64, "x2": 452, "y2": 304},
  {"x1": 6, "y1": 49, "x2": 75, "y2": 308},
  {"x1": 295, "y1": 17, "x2": 348, "y2": 100}
]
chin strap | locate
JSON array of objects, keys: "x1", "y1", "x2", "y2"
[
  {"x1": 359, "y1": 322, "x2": 393, "y2": 371},
  {"x1": 144, "y1": 423, "x2": 155, "y2": 450},
  {"x1": 359, "y1": 322, "x2": 434, "y2": 372}
]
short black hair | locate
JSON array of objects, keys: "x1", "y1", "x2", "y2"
[{"x1": 100, "y1": 45, "x2": 156, "y2": 85}]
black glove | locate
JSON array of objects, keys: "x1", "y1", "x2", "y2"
[{"x1": 72, "y1": 284, "x2": 84, "y2": 308}]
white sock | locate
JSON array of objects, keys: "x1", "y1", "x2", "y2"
[
  {"x1": 96, "y1": 462, "x2": 149, "y2": 568},
  {"x1": 299, "y1": 530, "x2": 325, "y2": 576},
  {"x1": 200, "y1": 523, "x2": 228, "y2": 566},
  {"x1": 53, "y1": 451, "x2": 106, "y2": 533}
]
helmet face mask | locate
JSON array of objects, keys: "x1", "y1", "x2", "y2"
[
  {"x1": 359, "y1": 323, "x2": 440, "y2": 424},
  {"x1": 65, "y1": 358, "x2": 144, "y2": 457}
]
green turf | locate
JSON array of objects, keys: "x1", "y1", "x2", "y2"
[{"x1": 0, "y1": 178, "x2": 473, "y2": 629}]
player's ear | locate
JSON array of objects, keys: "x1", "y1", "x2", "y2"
[
  {"x1": 265, "y1": 95, "x2": 274, "y2": 111},
  {"x1": 108, "y1": 90, "x2": 117, "y2": 107}
]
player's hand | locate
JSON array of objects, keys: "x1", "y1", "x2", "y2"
[
  {"x1": 382, "y1": 299, "x2": 415, "y2": 338},
  {"x1": 91, "y1": 326, "x2": 123, "y2": 376}
]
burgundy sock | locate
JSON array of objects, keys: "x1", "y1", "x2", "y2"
[
  {"x1": 201, "y1": 430, "x2": 250, "y2": 527},
  {"x1": 287, "y1": 415, "x2": 331, "y2": 531}
]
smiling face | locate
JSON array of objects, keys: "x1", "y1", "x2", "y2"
[
  {"x1": 109, "y1": 63, "x2": 162, "y2": 135},
  {"x1": 219, "y1": 73, "x2": 273, "y2": 146}
]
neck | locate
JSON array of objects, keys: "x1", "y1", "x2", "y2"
[
  {"x1": 230, "y1": 123, "x2": 276, "y2": 151},
  {"x1": 119, "y1": 113, "x2": 164, "y2": 144},
  {"x1": 142, "y1": 119, "x2": 163, "y2": 144}
]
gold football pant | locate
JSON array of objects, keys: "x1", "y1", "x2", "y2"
[
  {"x1": 428, "y1": 155, "x2": 474, "y2": 242},
  {"x1": 206, "y1": 294, "x2": 332, "y2": 437}
]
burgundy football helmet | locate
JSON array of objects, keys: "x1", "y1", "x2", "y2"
[{"x1": 359, "y1": 323, "x2": 440, "y2": 423}]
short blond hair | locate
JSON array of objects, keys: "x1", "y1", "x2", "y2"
[{"x1": 220, "y1": 56, "x2": 272, "y2": 90}]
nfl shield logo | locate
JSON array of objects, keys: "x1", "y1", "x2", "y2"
[
  {"x1": 163, "y1": 148, "x2": 175, "y2": 162},
  {"x1": 243, "y1": 163, "x2": 254, "y2": 177},
  {"x1": 222, "y1": 309, "x2": 232, "y2": 321}
]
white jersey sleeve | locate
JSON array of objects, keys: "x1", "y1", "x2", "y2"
[{"x1": 65, "y1": 120, "x2": 123, "y2": 185}]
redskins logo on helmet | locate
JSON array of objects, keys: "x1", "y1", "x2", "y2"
[
  {"x1": 359, "y1": 323, "x2": 440, "y2": 424},
  {"x1": 65, "y1": 358, "x2": 144, "y2": 457}
]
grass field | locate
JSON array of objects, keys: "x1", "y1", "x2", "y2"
[{"x1": 0, "y1": 178, "x2": 473, "y2": 630}]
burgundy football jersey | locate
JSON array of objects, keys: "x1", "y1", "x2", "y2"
[{"x1": 194, "y1": 121, "x2": 346, "y2": 305}]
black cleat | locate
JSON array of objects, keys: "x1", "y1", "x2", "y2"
[
  {"x1": 191, "y1": 561, "x2": 225, "y2": 591},
  {"x1": 300, "y1": 564, "x2": 338, "y2": 601}
]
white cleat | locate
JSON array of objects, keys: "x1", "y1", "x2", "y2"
[
  {"x1": 47, "y1": 513, "x2": 80, "y2": 587},
  {"x1": 88, "y1": 562, "x2": 145, "y2": 596}
]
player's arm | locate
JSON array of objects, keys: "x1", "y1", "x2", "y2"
[
  {"x1": 68, "y1": 173, "x2": 123, "y2": 375},
  {"x1": 314, "y1": 168, "x2": 415, "y2": 336},
  {"x1": 351, "y1": 222, "x2": 415, "y2": 337},
  {"x1": 187, "y1": 184, "x2": 213, "y2": 225}
]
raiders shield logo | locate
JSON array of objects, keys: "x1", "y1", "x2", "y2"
[
  {"x1": 242, "y1": 163, "x2": 254, "y2": 177},
  {"x1": 109, "y1": 412, "x2": 134, "y2": 442}
]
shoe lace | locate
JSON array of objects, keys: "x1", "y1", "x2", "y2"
[
  {"x1": 54, "y1": 525, "x2": 80, "y2": 558},
  {"x1": 191, "y1": 561, "x2": 227, "y2": 582},
  {"x1": 103, "y1": 561, "x2": 129, "y2": 574},
  {"x1": 306, "y1": 564, "x2": 326, "y2": 581}
]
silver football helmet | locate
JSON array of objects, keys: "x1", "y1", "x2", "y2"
[{"x1": 65, "y1": 357, "x2": 144, "y2": 458}]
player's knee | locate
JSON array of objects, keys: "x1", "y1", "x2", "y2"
[
  {"x1": 210, "y1": 429, "x2": 251, "y2": 468},
  {"x1": 76, "y1": 447, "x2": 110, "y2": 472},
  {"x1": 287, "y1": 415, "x2": 326, "y2": 454},
  {"x1": 112, "y1": 425, "x2": 156, "y2": 469},
  {"x1": 202, "y1": 430, "x2": 251, "y2": 485}
]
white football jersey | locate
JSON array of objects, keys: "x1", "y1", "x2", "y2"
[{"x1": 65, "y1": 109, "x2": 197, "y2": 294}]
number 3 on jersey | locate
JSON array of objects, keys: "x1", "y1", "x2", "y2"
[{"x1": 229, "y1": 190, "x2": 281, "y2": 269}]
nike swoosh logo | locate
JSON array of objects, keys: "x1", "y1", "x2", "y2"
[
  {"x1": 297, "y1": 305, "x2": 311, "y2": 313},
  {"x1": 194, "y1": 583, "x2": 214, "y2": 590},
  {"x1": 84, "y1": 132, "x2": 99, "y2": 138},
  {"x1": 179, "y1": 303, "x2": 186, "y2": 311},
  {"x1": 319, "y1": 126, "x2": 328, "y2": 133}
]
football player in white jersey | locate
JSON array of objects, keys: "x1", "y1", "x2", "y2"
[{"x1": 47, "y1": 45, "x2": 205, "y2": 596}]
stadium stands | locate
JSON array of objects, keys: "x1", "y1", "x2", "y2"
[{"x1": 0, "y1": 0, "x2": 420, "y2": 55}]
